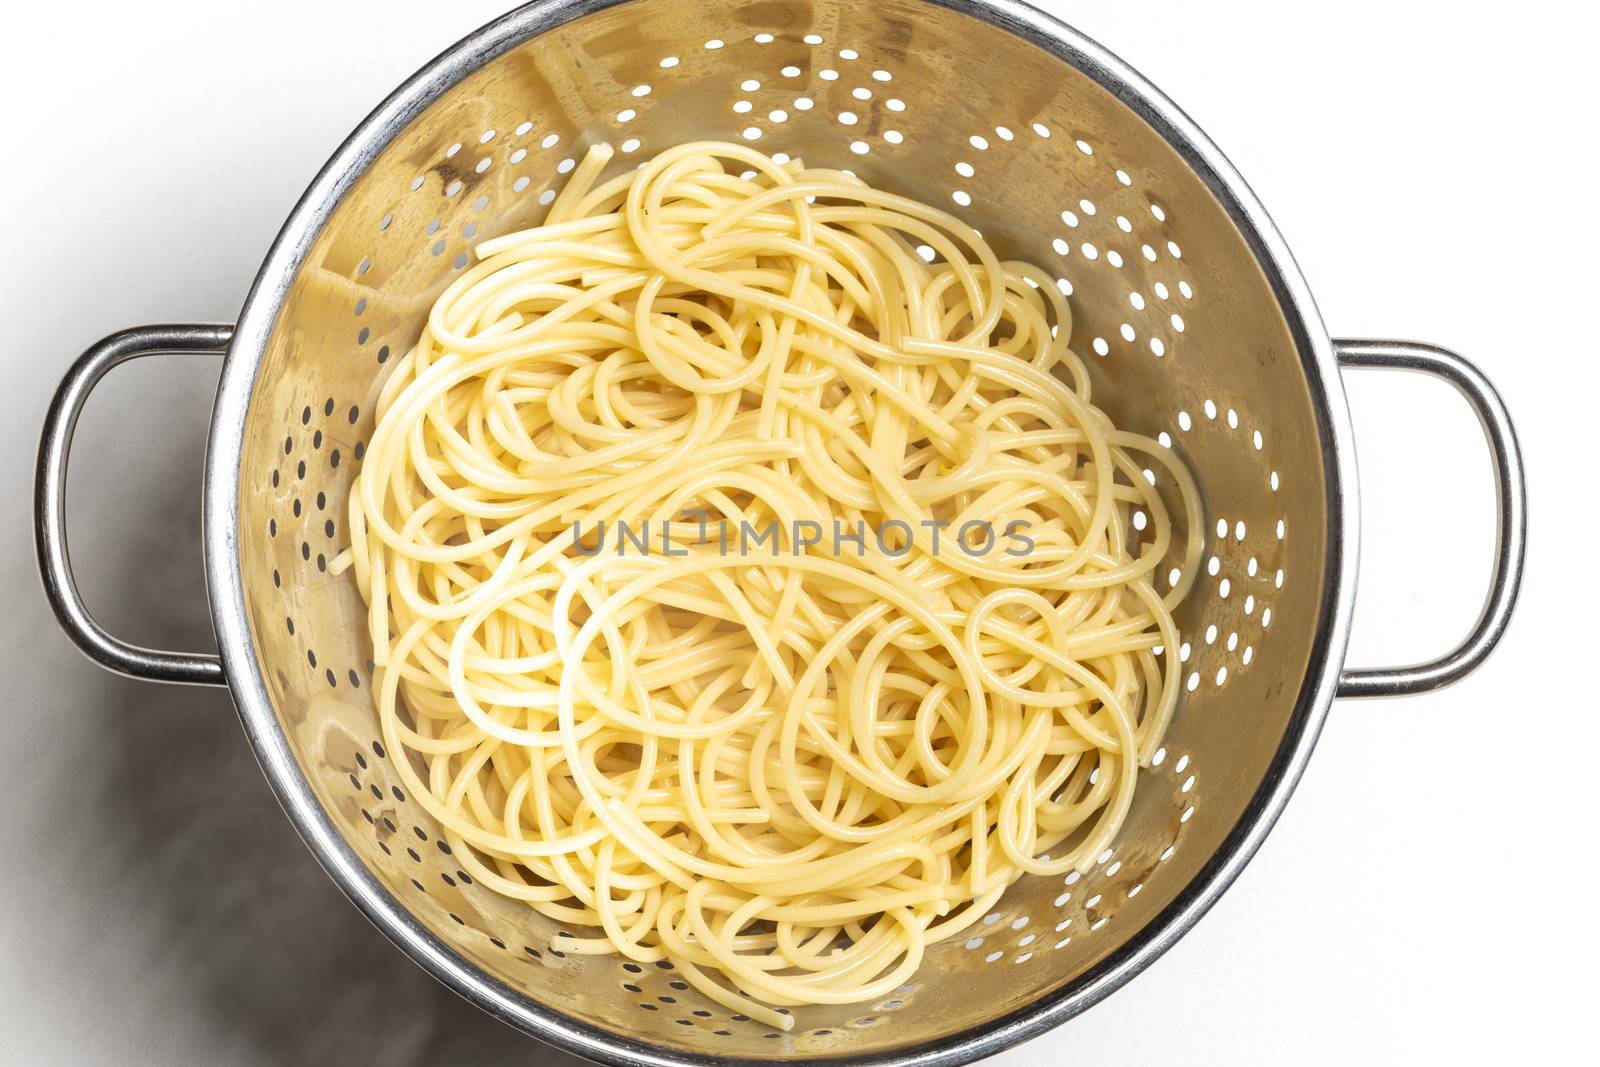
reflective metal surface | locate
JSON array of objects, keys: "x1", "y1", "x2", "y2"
[
  {"x1": 1333, "y1": 340, "x2": 1527, "y2": 698},
  {"x1": 28, "y1": 1, "x2": 1523, "y2": 1065},
  {"x1": 210, "y1": 0, "x2": 1354, "y2": 1058},
  {"x1": 35, "y1": 324, "x2": 233, "y2": 687}
]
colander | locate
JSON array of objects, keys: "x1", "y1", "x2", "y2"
[{"x1": 33, "y1": 1, "x2": 1527, "y2": 1064}]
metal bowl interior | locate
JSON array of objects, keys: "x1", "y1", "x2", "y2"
[{"x1": 205, "y1": 0, "x2": 1355, "y2": 1062}]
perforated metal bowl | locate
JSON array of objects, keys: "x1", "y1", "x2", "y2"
[{"x1": 34, "y1": 1, "x2": 1526, "y2": 1064}]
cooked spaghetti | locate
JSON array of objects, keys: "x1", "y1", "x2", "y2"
[{"x1": 331, "y1": 141, "x2": 1201, "y2": 1028}]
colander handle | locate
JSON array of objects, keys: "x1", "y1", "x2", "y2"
[
  {"x1": 1333, "y1": 339, "x2": 1526, "y2": 698},
  {"x1": 35, "y1": 324, "x2": 234, "y2": 688}
]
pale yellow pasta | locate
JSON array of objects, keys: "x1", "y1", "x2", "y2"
[{"x1": 331, "y1": 141, "x2": 1202, "y2": 1029}]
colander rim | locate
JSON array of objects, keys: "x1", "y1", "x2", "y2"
[{"x1": 203, "y1": 1, "x2": 1361, "y2": 1064}]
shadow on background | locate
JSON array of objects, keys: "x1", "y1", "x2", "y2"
[{"x1": 54, "y1": 357, "x2": 583, "y2": 1064}]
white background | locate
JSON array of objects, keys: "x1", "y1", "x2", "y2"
[{"x1": 1, "y1": 1, "x2": 1594, "y2": 1063}]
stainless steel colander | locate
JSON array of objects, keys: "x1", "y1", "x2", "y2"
[{"x1": 33, "y1": 1, "x2": 1527, "y2": 1064}]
